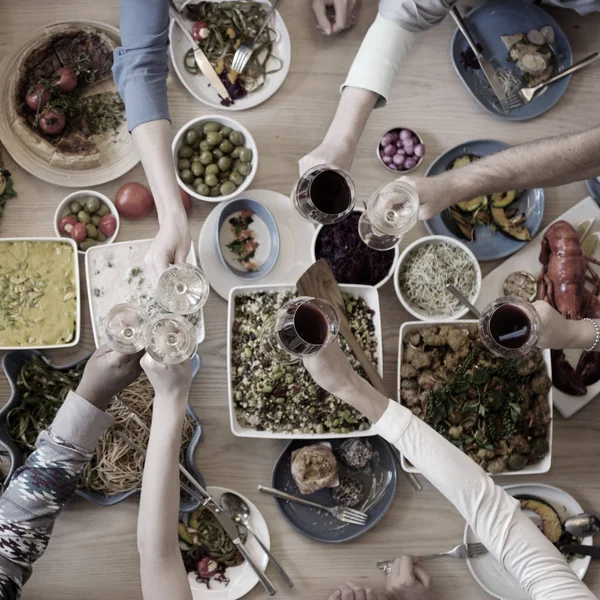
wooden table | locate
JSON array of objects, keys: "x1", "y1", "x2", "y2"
[{"x1": 1, "y1": 2, "x2": 600, "y2": 598}]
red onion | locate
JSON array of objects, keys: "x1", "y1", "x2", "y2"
[
  {"x1": 399, "y1": 129, "x2": 412, "y2": 141},
  {"x1": 382, "y1": 154, "x2": 393, "y2": 165},
  {"x1": 405, "y1": 146, "x2": 414, "y2": 156},
  {"x1": 393, "y1": 154, "x2": 405, "y2": 166},
  {"x1": 381, "y1": 133, "x2": 394, "y2": 146},
  {"x1": 404, "y1": 157, "x2": 417, "y2": 169},
  {"x1": 414, "y1": 143, "x2": 425, "y2": 157},
  {"x1": 383, "y1": 144, "x2": 395, "y2": 156}
]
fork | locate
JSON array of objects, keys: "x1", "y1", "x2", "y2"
[
  {"x1": 231, "y1": 0, "x2": 283, "y2": 74},
  {"x1": 505, "y1": 51, "x2": 599, "y2": 110},
  {"x1": 376, "y1": 543, "x2": 488, "y2": 572},
  {"x1": 258, "y1": 485, "x2": 368, "y2": 526}
]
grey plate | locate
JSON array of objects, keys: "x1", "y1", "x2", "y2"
[
  {"x1": 0, "y1": 350, "x2": 204, "y2": 511},
  {"x1": 587, "y1": 178, "x2": 600, "y2": 202},
  {"x1": 270, "y1": 436, "x2": 397, "y2": 543}
]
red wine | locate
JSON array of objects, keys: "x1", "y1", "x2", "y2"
[
  {"x1": 490, "y1": 304, "x2": 531, "y2": 349},
  {"x1": 279, "y1": 304, "x2": 329, "y2": 354},
  {"x1": 310, "y1": 170, "x2": 351, "y2": 215}
]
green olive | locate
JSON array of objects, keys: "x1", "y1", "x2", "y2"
[
  {"x1": 77, "y1": 210, "x2": 91, "y2": 224},
  {"x1": 507, "y1": 454, "x2": 528, "y2": 471},
  {"x1": 217, "y1": 156, "x2": 232, "y2": 172},
  {"x1": 205, "y1": 163, "x2": 219, "y2": 176},
  {"x1": 178, "y1": 158, "x2": 191, "y2": 170},
  {"x1": 86, "y1": 224, "x2": 98, "y2": 239},
  {"x1": 79, "y1": 239, "x2": 99, "y2": 251},
  {"x1": 85, "y1": 196, "x2": 100, "y2": 212},
  {"x1": 180, "y1": 169, "x2": 194, "y2": 183},
  {"x1": 219, "y1": 171, "x2": 231, "y2": 182},
  {"x1": 237, "y1": 162, "x2": 252, "y2": 176},
  {"x1": 191, "y1": 161, "x2": 205, "y2": 177},
  {"x1": 230, "y1": 147, "x2": 241, "y2": 159},
  {"x1": 220, "y1": 181, "x2": 236, "y2": 195},
  {"x1": 205, "y1": 173, "x2": 218, "y2": 187},
  {"x1": 91, "y1": 215, "x2": 102, "y2": 226},
  {"x1": 203, "y1": 122, "x2": 221, "y2": 134},
  {"x1": 199, "y1": 140, "x2": 211, "y2": 152},
  {"x1": 229, "y1": 172, "x2": 244, "y2": 186},
  {"x1": 209, "y1": 186, "x2": 221, "y2": 198},
  {"x1": 69, "y1": 200, "x2": 82, "y2": 214},
  {"x1": 229, "y1": 130, "x2": 245, "y2": 146},
  {"x1": 178, "y1": 144, "x2": 194, "y2": 158},
  {"x1": 185, "y1": 129, "x2": 200, "y2": 146},
  {"x1": 199, "y1": 151, "x2": 214, "y2": 165},
  {"x1": 196, "y1": 183, "x2": 210, "y2": 196},
  {"x1": 96, "y1": 204, "x2": 110, "y2": 217},
  {"x1": 219, "y1": 140, "x2": 234, "y2": 154},
  {"x1": 206, "y1": 131, "x2": 223, "y2": 146},
  {"x1": 96, "y1": 231, "x2": 107, "y2": 242},
  {"x1": 238, "y1": 147, "x2": 253, "y2": 163},
  {"x1": 193, "y1": 177, "x2": 204, "y2": 187},
  {"x1": 212, "y1": 149, "x2": 224, "y2": 160},
  {"x1": 219, "y1": 126, "x2": 233, "y2": 136}
]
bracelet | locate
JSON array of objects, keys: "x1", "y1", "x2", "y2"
[{"x1": 582, "y1": 318, "x2": 600, "y2": 352}]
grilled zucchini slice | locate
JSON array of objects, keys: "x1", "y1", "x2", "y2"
[{"x1": 490, "y1": 206, "x2": 531, "y2": 241}]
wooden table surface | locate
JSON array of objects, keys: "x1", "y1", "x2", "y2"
[{"x1": 1, "y1": 1, "x2": 600, "y2": 599}]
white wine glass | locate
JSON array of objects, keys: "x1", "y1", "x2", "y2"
[
  {"x1": 156, "y1": 263, "x2": 210, "y2": 315},
  {"x1": 103, "y1": 303, "x2": 148, "y2": 354},
  {"x1": 146, "y1": 313, "x2": 198, "y2": 364}
]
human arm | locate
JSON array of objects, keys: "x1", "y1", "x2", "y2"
[
  {"x1": 410, "y1": 126, "x2": 600, "y2": 220},
  {"x1": 304, "y1": 343, "x2": 598, "y2": 600},
  {"x1": 0, "y1": 347, "x2": 142, "y2": 599},
  {"x1": 113, "y1": 0, "x2": 191, "y2": 281},
  {"x1": 534, "y1": 300, "x2": 599, "y2": 350},
  {"x1": 137, "y1": 355, "x2": 193, "y2": 600}
]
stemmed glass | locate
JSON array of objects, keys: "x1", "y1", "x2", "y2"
[
  {"x1": 156, "y1": 263, "x2": 210, "y2": 315},
  {"x1": 358, "y1": 181, "x2": 420, "y2": 250},
  {"x1": 291, "y1": 164, "x2": 355, "y2": 225},
  {"x1": 103, "y1": 303, "x2": 148, "y2": 354},
  {"x1": 146, "y1": 314, "x2": 198, "y2": 364},
  {"x1": 260, "y1": 296, "x2": 340, "y2": 364}
]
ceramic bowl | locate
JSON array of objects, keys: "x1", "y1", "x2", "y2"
[{"x1": 377, "y1": 127, "x2": 425, "y2": 173}]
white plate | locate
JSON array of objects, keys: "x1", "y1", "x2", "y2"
[
  {"x1": 187, "y1": 486, "x2": 269, "y2": 600},
  {"x1": 198, "y1": 189, "x2": 314, "y2": 300},
  {"x1": 227, "y1": 283, "x2": 383, "y2": 439},
  {"x1": 169, "y1": 0, "x2": 291, "y2": 111},
  {"x1": 476, "y1": 196, "x2": 600, "y2": 419},
  {"x1": 397, "y1": 320, "x2": 553, "y2": 476},
  {"x1": 85, "y1": 239, "x2": 204, "y2": 347},
  {"x1": 465, "y1": 483, "x2": 592, "y2": 600}
]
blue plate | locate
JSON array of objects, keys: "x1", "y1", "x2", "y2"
[
  {"x1": 587, "y1": 178, "x2": 600, "y2": 202},
  {"x1": 451, "y1": 0, "x2": 572, "y2": 121},
  {"x1": 424, "y1": 139, "x2": 545, "y2": 261},
  {"x1": 270, "y1": 437, "x2": 397, "y2": 544},
  {"x1": 0, "y1": 350, "x2": 204, "y2": 511},
  {"x1": 215, "y1": 197, "x2": 280, "y2": 280}
]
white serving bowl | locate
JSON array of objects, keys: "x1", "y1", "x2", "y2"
[
  {"x1": 172, "y1": 115, "x2": 258, "y2": 203},
  {"x1": 310, "y1": 207, "x2": 399, "y2": 289},
  {"x1": 54, "y1": 190, "x2": 120, "y2": 255},
  {"x1": 394, "y1": 234, "x2": 481, "y2": 320},
  {"x1": 397, "y1": 320, "x2": 553, "y2": 476}
]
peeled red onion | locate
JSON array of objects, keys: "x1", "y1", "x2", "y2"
[
  {"x1": 393, "y1": 153, "x2": 405, "y2": 166},
  {"x1": 382, "y1": 154, "x2": 393, "y2": 165},
  {"x1": 414, "y1": 143, "x2": 425, "y2": 157},
  {"x1": 399, "y1": 129, "x2": 412, "y2": 141},
  {"x1": 404, "y1": 157, "x2": 417, "y2": 170},
  {"x1": 383, "y1": 144, "x2": 395, "y2": 156},
  {"x1": 405, "y1": 146, "x2": 414, "y2": 156},
  {"x1": 381, "y1": 134, "x2": 394, "y2": 146}
]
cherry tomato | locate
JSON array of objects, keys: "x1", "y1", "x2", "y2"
[
  {"x1": 179, "y1": 188, "x2": 192, "y2": 215},
  {"x1": 54, "y1": 67, "x2": 78, "y2": 92},
  {"x1": 25, "y1": 83, "x2": 51, "y2": 111},
  {"x1": 99, "y1": 214, "x2": 117, "y2": 237},
  {"x1": 38, "y1": 109, "x2": 66, "y2": 135},
  {"x1": 58, "y1": 215, "x2": 78, "y2": 234},
  {"x1": 70, "y1": 222, "x2": 87, "y2": 243},
  {"x1": 114, "y1": 182, "x2": 154, "y2": 219},
  {"x1": 191, "y1": 21, "x2": 210, "y2": 41}
]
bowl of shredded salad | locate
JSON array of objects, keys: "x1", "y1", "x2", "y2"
[{"x1": 394, "y1": 235, "x2": 481, "y2": 321}]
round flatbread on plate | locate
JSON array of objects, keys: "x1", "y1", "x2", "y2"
[{"x1": 170, "y1": 0, "x2": 291, "y2": 110}]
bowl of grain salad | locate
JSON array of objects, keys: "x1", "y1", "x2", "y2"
[{"x1": 227, "y1": 284, "x2": 383, "y2": 439}]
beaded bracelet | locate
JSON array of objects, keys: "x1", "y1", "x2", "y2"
[{"x1": 582, "y1": 318, "x2": 600, "y2": 352}]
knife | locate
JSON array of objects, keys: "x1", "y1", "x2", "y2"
[
  {"x1": 168, "y1": 0, "x2": 232, "y2": 102},
  {"x1": 561, "y1": 545, "x2": 600, "y2": 558},
  {"x1": 450, "y1": 7, "x2": 508, "y2": 111}
]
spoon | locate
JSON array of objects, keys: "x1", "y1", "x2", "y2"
[
  {"x1": 564, "y1": 514, "x2": 600, "y2": 538},
  {"x1": 446, "y1": 284, "x2": 481, "y2": 318},
  {"x1": 220, "y1": 492, "x2": 294, "y2": 588}
]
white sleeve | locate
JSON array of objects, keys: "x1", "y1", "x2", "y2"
[
  {"x1": 374, "y1": 400, "x2": 597, "y2": 600},
  {"x1": 341, "y1": 13, "x2": 416, "y2": 108}
]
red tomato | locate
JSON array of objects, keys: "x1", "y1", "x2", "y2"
[
  {"x1": 38, "y1": 109, "x2": 66, "y2": 135},
  {"x1": 179, "y1": 188, "x2": 192, "y2": 215},
  {"x1": 70, "y1": 222, "x2": 87, "y2": 243},
  {"x1": 191, "y1": 21, "x2": 209, "y2": 41},
  {"x1": 99, "y1": 214, "x2": 117, "y2": 237},
  {"x1": 114, "y1": 182, "x2": 154, "y2": 219},
  {"x1": 58, "y1": 215, "x2": 78, "y2": 234},
  {"x1": 54, "y1": 67, "x2": 78, "y2": 92},
  {"x1": 25, "y1": 83, "x2": 51, "y2": 111}
]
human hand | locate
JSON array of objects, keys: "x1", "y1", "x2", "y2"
[
  {"x1": 329, "y1": 582, "x2": 375, "y2": 600},
  {"x1": 76, "y1": 345, "x2": 143, "y2": 411},
  {"x1": 299, "y1": 139, "x2": 355, "y2": 176},
  {"x1": 385, "y1": 556, "x2": 433, "y2": 600},
  {"x1": 312, "y1": 0, "x2": 360, "y2": 35},
  {"x1": 533, "y1": 300, "x2": 596, "y2": 350},
  {"x1": 303, "y1": 341, "x2": 359, "y2": 400},
  {"x1": 145, "y1": 216, "x2": 192, "y2": 283},
  {"x1": 140, "y1": 354, "x2": 193, "y2": 409},
  {"x1": 395, "y1": 175, "x2": 455, "y2": 222}
]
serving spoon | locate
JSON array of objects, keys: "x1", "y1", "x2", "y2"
[{"x1": 564, "y1": 514, "x2": 600, "y2": 538}]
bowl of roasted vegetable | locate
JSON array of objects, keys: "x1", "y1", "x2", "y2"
[{"x1": 398, "y1": 322, "x2": 552, "y2": 475}]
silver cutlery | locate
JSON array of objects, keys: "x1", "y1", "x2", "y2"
[
  {"x1": 504, "y1": 52, "x2": 600, "y2": 109},
  {"x1": 446, "y1": 283, "x2": 481, "y2": 318},
  {"x1": 564, "y1": 513, "x2": 600, "y2": 538},
  {"x1": 561, "y1": 544, "x2": 600, "y2": 558},
  {"x1": 258, "y1": 485, "x2": 368, "y2": 526},
  {"x1": 376, "y1": 543, "x2": 488, "y2": 572},
  {"x1": 231, "y1": 0, "x2": 283, "y2": 74}
]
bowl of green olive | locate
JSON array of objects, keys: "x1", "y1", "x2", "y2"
[
  {"x1": 173, "y1": 115, "x2": 258, "y2": 203},
  {"x1": 54, "y1": 190, "x2": 120, "y2": 254}
]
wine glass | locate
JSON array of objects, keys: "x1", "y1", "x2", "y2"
[
  {"x1": 291, "y1": 164, "x2": 355, "y2": 225},
  {"x1": 146, "y1": 314, "x2": 198, "y2": 365},
  {"x1": 260, "y1": 297, "x2": 340, "y2": 364},
  {"x1": 103, "y1": 303, "x2": 148, "y2": 354},
  {"x1": 478, "y1": 296, "x2": 541, "y2": 358},
  {"x1": 358, "y1": 181, "x2": 420, "y2": 250},
  {"x1": 156, "y1": 263, "x2": 210, "y2": 315}
]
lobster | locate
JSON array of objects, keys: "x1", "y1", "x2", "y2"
[{"x1": 538, "y1": 221, "x2": 600, "y2": 396}]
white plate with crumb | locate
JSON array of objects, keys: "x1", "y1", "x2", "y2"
[{"x1": 85, "y1": 239, "x2": 204, "y2": 347}]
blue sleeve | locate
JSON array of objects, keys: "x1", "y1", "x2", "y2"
[{"x1": 113, "y1": 0, "x2": 171, "y2": 132}]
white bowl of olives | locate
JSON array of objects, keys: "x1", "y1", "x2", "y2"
[{"x1": 172, "y1": 115, "x2": 258, "y2": 203}]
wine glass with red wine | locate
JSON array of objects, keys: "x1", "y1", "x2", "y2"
[
  {"x1": 478, "y1": 296, "x2": 541, "y2": 358},
  {"x1": 291, "y1": 164, "x2": 355, "y2": 225},
  {"x1": 260, "y1": 297, "x2": 340, "y2": 364}
]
